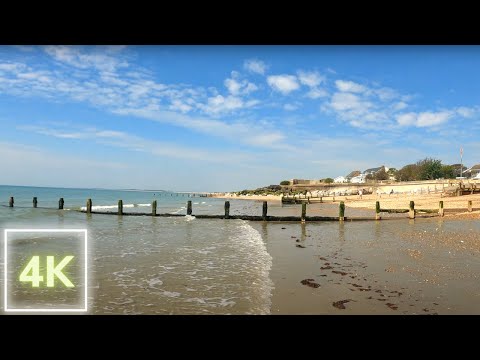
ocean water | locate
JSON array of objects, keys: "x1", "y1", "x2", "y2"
[{"x1": 0, "y1": 185, "x2": 273, "y2": 314}]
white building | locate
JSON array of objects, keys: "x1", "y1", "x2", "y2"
[
  {"x1": 350, "y1": 174, "x2": 366, "y2": 183},
  {"x1": 334, "y1": 176, "x2": 347, "y2": 183}
]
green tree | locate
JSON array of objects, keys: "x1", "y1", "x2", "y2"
[
  {"x1": 417, "y1": 158, "x2": 442, "y2": 180},
  {"x1": 324, "y1": 178, "x2": 334, "y2": 183},
  {"x1": 280, "y1": 180, "x2": 290, "y2": 185},
  {"x1": 396, "y1": 164, "x2": 419, "y2": 181},
  {"x1": 441, "y1": 165, "x2": 455, "y2": 179}
]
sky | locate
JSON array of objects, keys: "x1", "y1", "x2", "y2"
[{"x1": 1, "y1": 45, "x2": 480, "y2": 191}]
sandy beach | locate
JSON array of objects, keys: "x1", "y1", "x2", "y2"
[{"x1": 212, "y1": 191, "x2": 480, "y2": 218}]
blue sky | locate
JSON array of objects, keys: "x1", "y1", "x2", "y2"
[{"x1": 1, "y1": 45, "x2": 479, "y2": 191}]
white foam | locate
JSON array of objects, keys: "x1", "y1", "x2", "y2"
[
  {"x1": 146, "y1": 277, "x2": 163, "y2": 288},
  {"x1": 80, "y1": 203, "x2": 151, "y2": 211}
]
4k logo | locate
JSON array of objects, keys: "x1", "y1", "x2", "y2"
[
  {"x1": 19, "y1": 256, "x2": 75, "y2": 287},
  {"x1": 4, "y1": 229, "x2": 87, "y2": 312}
]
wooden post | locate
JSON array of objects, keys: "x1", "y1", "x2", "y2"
[
  {"x1": 86, "y1": 199, "x2": 92, "y2": 214},
  {"x1": 33, "y1": 197, "x2": 37, "y2": 208},
  {"x1": 8, "y1": 196, "x2": 14, "y2": 207},
  {"x1": 118, "y1": 200, "x2": 123, "y2": 215},
  {"x1": 409, "y1": 201, "x2": 415, "y2": 219},
  {"x1": 439, "y1": 201, "x2": 444, "y2": 217},
  {"x1": 468, "y1": 200, "x2": 472, "y2": 212},
  {"x1": 59, "y1": 197, "x2": 64, "y2": 210},
  {"x1": 187, "y1": 200, "x2": 192, "y2": 215},
  {"x1": 339, "y1": 201, "x2": 345, "y2": 221},
  {"x1": 375, "y1": 201, "x2": 381, "y2": 220},
  {"x1": 262, "y1": 201, "x2": 268, "y2": 221},
  {"x1": 301, "y1": 202, "x2": 307, "y2": 222},
  {"x1": 152, "y1": 200, "x2": 157, "y2": 216},
  {"x1": 224, "y1": 201, "x2": 230, "y2": 219}
]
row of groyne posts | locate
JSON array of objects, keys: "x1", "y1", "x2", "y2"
[{"x1": 6, "y1": 196, "x2": 477, "y2": 221}]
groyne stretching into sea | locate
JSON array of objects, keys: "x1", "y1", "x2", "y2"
[{"x1": 5, "y1": 196, "x2": 479, "y2": 222}]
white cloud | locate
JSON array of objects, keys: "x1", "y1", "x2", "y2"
[
  {"x1": 335, "y1": 80, "x2": 367, "y2": 93},
  {"x1": 456, "y1": 106, "x2": 476, "y2": 118},
  {"x1": 330, "y1": 92, "x2": 371, "y2": 112},
  {"x1": 18, "y1": 125, "x2": 252, "y2": 163},
  {"x1": 267, "y1": 74, "x2": 299, "y2": 94},
  {"x1": 169, "y1": 99, "x2": 193, "y2": 113},
  {"x1": 306, "y1": 88, "x2": 328, "y2": 99},
  {"x1": 43, "y1": 45, "x2": 128, "y2": 72},
  {"x1": 297, "y1": 70, "x2": 325, "y2": 88},
  {"x1": 202, "y1": 95, "x2": 245, "y2": 114},
  {"x1": 244, "y1": 59, "x2": 267, "y2": 75},
  {"x1": 248, "y1": 133, "x2": 285, "y2": 147},
  {"x1": 224, "y1": 72, "x2": 258, "y2": 96},
  {"x1": 396, "y1": 113, "x2": 416, "y2": 126},
  {"x1": 374, "y1": 87, "x2": 398, "y2": 101},
  {"x1": 396, "y1": 111, "x2": 452, "y2": 127},
  {"x1": 416, "y1": 111, "x2": 452, "y2": 127},
  {"x1": 0, "y1": 62, "x2": 26, "y2": 72},
  {"x1": 392, "y1": 101, "x2": 408, "y2": 111}
]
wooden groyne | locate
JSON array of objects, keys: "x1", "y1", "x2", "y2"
[{"x1": 4, "y1": 196, "x2": 479, "y2": 222}]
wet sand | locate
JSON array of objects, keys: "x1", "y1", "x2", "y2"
[{"x1": 250, "y1": 218, "x2": 480, "y2": 314}]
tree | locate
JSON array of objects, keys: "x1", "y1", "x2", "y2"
[
  {"x1": 365, "y1": 173, "x2": 375, "y2": 181},
  {"x1": 324, "y1": 178, "x2": 334, "y2": 183},
  {"x1": 441, "y1": 165, "x2": 455, "y2": 179},
  {"x1": 375, "y1": 168, "x2": 389, "y2": 180},
  {"x1": 280, "y1": 180, "x2": 290, "y2": 185},
  {"x1": 417, "y1": 158, "x2": 442, "y2": 180},
  {"x1": 396, "y1": 164, "x2": 419, "y2": 181}
]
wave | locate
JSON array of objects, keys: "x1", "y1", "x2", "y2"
[{"x1": 79, "y1": 203, "x2": 152, "y2": 211}]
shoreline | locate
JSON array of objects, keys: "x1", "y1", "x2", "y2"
[{"x1": 211, "y1": 192, "x2": 480, "y2": 219}]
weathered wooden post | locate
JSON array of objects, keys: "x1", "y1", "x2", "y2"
[
  {"x1": 439, "y1": 200, "x2": 444, "y2": 217},
  {"x1": 262, "y1": 201, "x2": 268, "y2": 221},
  {"x1": 375, "y1": 201, "x2": 381, "y2": 220},
  {"x1": 187, "y1": 200, "x2": 192, "y2": 215},
  {"x1": 152, "y1": 200, "x2": 157, "y2": 216},
  {"x1": 301, "y1": 202, "x2": 307, "y2": 222},
  {"x1": 33, "y1": 197, "x2": 37, "y2": 208},
  {"x1": 339, "y1": 201, "x2": 345, "y2": 221},
  {"x1": 118, "y1": 200, "x2": 123, "y2": 215},
  {"x1": 224, "y1": 201, "x2": 230, "y2": 219},
  {"x1": 409, "y1": 201, "x2": 415, "y2": 219},
  {"x1": 8, "y1": 196, "x2": 14, "y2": 207},
  {"x1": 59, "y1": 197, "x2": 64, "y2": 210},
  {"x1": 86, "y1": 199, "x2": 92, "y2": 214},
  {"x1": 468, "y1": 200, "x2": 472, "y2": 212}
]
